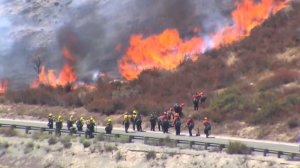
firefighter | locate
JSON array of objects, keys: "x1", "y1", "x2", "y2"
[
  {"x1": 86, "y1": 116, "x2": 96, "y2": 138},
  {"x1": 67, "y1": 114, "x2": 74, "y2": 130},
  {"x1": 203, "y1": 117, "x2": 211, "y2": 138},
  {"x1": 186, "y1": 114, "x2": 194, "y2": 136},
  {"x1": 136, "y1": 113, "x2": 143, "y2": 132},
  {"x1": 131, "y1": 110, "x2": 138, "y2": 131},
  {"x1": 174, "y1": 103, "x2": 184, "y2": 117},
  {"x1": 149, "y1": 113, "x2": 157, "y2": 131},
  {"x1": 123, "y1": 112, "x2": 130, "y2": 133},
  {"x1": 173, "y1": 113, "x2": 181, "y2": 135},
  {"x1": 89, "y1": 116, "x2": 96, "y2": 133},
  {"x1": 157, "y1": 113, "x2": 162, "y2": 131},
  {"x1": 167, "y1": 108, "x2": 174, "y2": 121},
  {"x1": 162, "y1": 112, "x2": 169, "y2": 134},
  {"x1": 55, "y1": 115, "x2": 63, "y2": 136},
  {"x1": 199, "y1": 91, "x2": 207, "y2": 107},
  {"x1": 105, "y1": 118, "x2": 113, "y2": 134},
  {"x1": 192, "y1": 93, "x2": 200, "y2": 111},
  {"x1": 47, "y1": 113, "x2": 54, "y2": 129},
  {"x1": 76, "y1": 116, "x2": 84, "y2": 132}
]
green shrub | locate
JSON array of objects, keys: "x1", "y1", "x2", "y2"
[
  {"x1": 249, "y1": 102, "x2": 282, "y2": 124},
  {"x1": 24, "y1": 142, "x2": 34, "y2": 154},
  {"x1": 287, "y1": 118, "x2": 299, "y2": 129},
  {"x1": 145, "y1": 151, "x2": 156, "y2": 160},
  {"x1": 226, "y1": 142, "x2": 251, "y2": 155},
  {"x1": 104, "y1": 144, "x2": 117, "y2": 152},
  {"x1": 48, "y1": 136, "x2": 57, "y2": 145},
  {"x1": 0, "y1": 141, "x2": 9, "y2": 149},
  {"x1": 210, "y1": 87, "x2": 244, "y2": 113},
  {"x1": 118, "y1": 135, "x2": 131, "y2": 143},
  {"x1": 0, "y1": 127, "x2": 18, "y2": 137},
  {"x1": 60, "y1": 136, "x2": 72, "y2": 149},
  {"x1": 95, "y1": 133, "x2": 104, "y2": 142},
  {"x1": 82, "y1": 140, "x2": 91, "y2": 148}
]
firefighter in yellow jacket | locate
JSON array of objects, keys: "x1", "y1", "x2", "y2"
[
  {"x1": 123, "y1": 112, "x2": 130, "y2": 133},
  {"x1": 105, "y1": 118, "x2": 113, "y2": 134}
]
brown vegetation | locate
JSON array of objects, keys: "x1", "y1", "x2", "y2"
[{"x1": 4, "y1": 2, "x2": 300, "y2": 129}]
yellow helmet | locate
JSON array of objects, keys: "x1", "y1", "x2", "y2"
[
  {"x1": 58, "y1": 115, "x2": 62, "y2": 119},
  {"x1": 133, "y1": 110, "x2": 137, "y2": 114},
  {"x1": 48, "y1": 113, "x2": 53, "y2": 116},
  {"x1": 80, "y1": 117, "x2": 84, "y2": 120},
  {"x1": 108, "y1": 118, "x2": 112, "y2": 122}
]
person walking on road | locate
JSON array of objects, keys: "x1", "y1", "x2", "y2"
[
  {"x1": 149, "y1": 113, "x2": 157, "y2": 131},
  {"x1": 105, "y1": 118, "x2": 113, "y2": 134},
  {"x1": 48, "y1": 113, "x2": 54, "y2": 129},
  {"x1": 173, "y1": 113, "x2": 181, "y2": 135},
  {"x1": 203, "y1": 117, "x2": 211, "y2": 138},
  {"x1": 186, "y1": 114, "x2": 194, "y2": 136},
  {"x1": 131, "y1": 110, "x2": 138, "y2": 131},
  {"x1": 123, "y1": 112, "x2": 130, "y2": 133},
  {"x1": 55, "y1": 115, "x2": 63, "y2": 136},
  {"x1": 76, "y1": 116, "x2": 85, "y2": 132},
  {"x1": 136, "y1": 113, "x2": 143, "y2": 132},
  {"x1": 162, "y1": 112, "x2": 169, "y2": 134},
  {"x1": 67, "y1": 114, "x2": 74, "y2": 130}
]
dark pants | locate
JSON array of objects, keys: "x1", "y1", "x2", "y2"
[
  {"x1": 158, "y1": 121, "x2": 161, "y2": 131},
  {"x1": 150, "y1": 122, "x2": 156, "y2": 131},
  {"x1": 137, "y1": 121, "x2": 142, "y2": 132},
  {"x1": 204, "y1": 125, "x2": 211, "y2": 138},
  {"x1": 105, "y1": 126, "x2": 112, "y2": 134},
  {"x1": 188, "y1": 125, "x2": 193, "y2": 136},
  {"x1": 162, "y1": 121, "x2": 169, "y2": 134},
  {"x1": 175, "y1": 125, "x2": 180, "y2": 135},
  {"x1": 125, "y1": 122, "x2": 130, "y2": 133},
  {"x1": 48, "y1": 123, "x2": 53, "y2": 129},
  {"x1": 193, "y1": 100, "x2": 199, "y2": 111},
  {"x1": 132, "y1": 122, "x2": 136, "y2": 131},
  {"x1": 77, "y1": 126, "x2": 83, "y2": 132}
]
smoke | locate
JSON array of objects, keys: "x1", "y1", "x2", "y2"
[{"x1": 0, "y1": 0, "x2": 236, "y2": 89}]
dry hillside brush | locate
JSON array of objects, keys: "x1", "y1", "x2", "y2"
[{"x1": 5, "y1": 2, "x2": 300, "y2": 126}]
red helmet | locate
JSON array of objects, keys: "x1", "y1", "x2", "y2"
[
  {"x1": 164, "y1": 112, "x2": 167, "y2": 115},
  {"x1": 181, "y1": 103, "x2": 185, "y2": 106},
  {"x1": 175, "y1": 113, "x2": 179, "y2": 117}
]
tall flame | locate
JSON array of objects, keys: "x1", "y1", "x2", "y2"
[
  {"x1": 31, "y1": 46, "x2": 77, "y2": 88},
  {"x1": 213, "y1": 0, "x2": 289, "y2": 47},
  {"x1": 119, "y1": 0, "x2": 289, "y2": 80},
  {"x1": 0, "y1": 80, "x2": 8, "y2": 94},
  {"x1": 119, "y1": 29, "x2": 203, "y2": 80}
]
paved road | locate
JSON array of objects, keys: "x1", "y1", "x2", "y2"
[{"x1": 0, "y1": 118, "x2": 299, "y2": 154}]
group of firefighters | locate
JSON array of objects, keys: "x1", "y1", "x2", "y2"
[
  {"x1": 47, "y1": 113, "x2": 102, "y2": 138},
  {"x1": 47, "y1": 91, "x2": 211, "y2": 138}
]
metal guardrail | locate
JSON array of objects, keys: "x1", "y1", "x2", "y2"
[{"x1": 0, "y1": 123, "x2": 299, "y2": 159}]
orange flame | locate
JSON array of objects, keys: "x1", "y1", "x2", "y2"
[
  {"x1": 31, "y1": 47, "x2": 77, "y2": 88},
  {"x1": 213, "y1": 0, "x2": 289, "y2": 47},
  {"x1": 119, "y1": 29, "x2": 203, "y2": 80},
  {"x1": 119, "y1": 0, "x2": 289, "y2": 80},
  {"x1": 0, "y1": 80, "x2": 8, "y2": 94}
]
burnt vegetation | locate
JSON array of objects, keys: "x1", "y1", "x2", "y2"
[{"x1": 4, "y1": 2, "x2": 300, "y2": 126}]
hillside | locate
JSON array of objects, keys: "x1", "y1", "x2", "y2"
[{"x1": 1, "y1": 1, "x2": 300, "y2": 142}]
